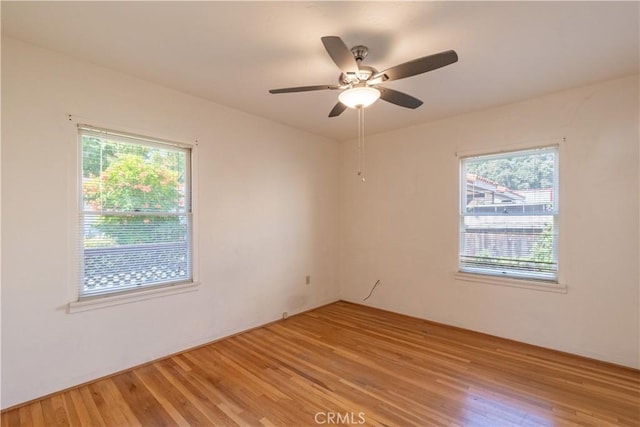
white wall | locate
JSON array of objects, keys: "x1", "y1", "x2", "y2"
[
  {"x1": 1, "y1": 38, "x2": 340, "y2": 409},
  {"x1": 339, "y1": 74, "x2": 639, "y2": 368}
]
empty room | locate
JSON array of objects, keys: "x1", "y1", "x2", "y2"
[{"x1": 1, "y1": 1, "x2": 639, "y2": 426}]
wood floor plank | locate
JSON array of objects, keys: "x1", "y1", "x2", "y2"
[
  {"x1": 132, "y1": 367, "x2": 192, "y2": 426},
  {"x1": 3, "y1": 301, "x2": 639, "y2": 426},
  {"x1": 67, "y1": 389, "x2": 90, "y2": 427},
  {"x1": 61, "y1": 392, "x2": 80, "y2": 427},
  {"x1": 111, "y1": 371, "x2": 173, "y2": 426},
  {"x1": 16, "y1": 405, "x2": 32, "y2": 426},
  {"x1": 2, "y1": 410, "x2": 19, "y2": 427},
  {"x1": 86, "y1": 381, "x2": 133, "y2": 427},
  {"x1": 154, "y1": 357, "x2": 242, "y2": 426},
  {"x1": 26, "y1": 403, "x2": 45, "y2": 427},
  {"x1": 38, "y1": 394, "x2": 68, "y2": 427}
]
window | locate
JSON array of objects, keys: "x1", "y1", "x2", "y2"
[
  {"x1": 78, "y1": 125, "x2": 192, "y2": 300},
  {"x1": 459, "y1": 146, "x2": 558, "y2": 282}
]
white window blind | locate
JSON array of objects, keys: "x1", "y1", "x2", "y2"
[
  {"x1": 78, "y1": 125, "x2": 192, "y2": 299},
  {"x1": 459, "y1": 146, "x2": 558, "y2": 282}
]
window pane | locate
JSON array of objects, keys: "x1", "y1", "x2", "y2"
[
  {"x1": 82, "y1": 136, "x2": 187, "y2": 213},
  {"x1": 460, "y1": 215, "x2": 556, "y2": 279},
  {"x1": 83, "y1": 239, "x2": 190, "y2": 296},
  {"x1": 464, "y1": 148, "x2": 556, "y2": 214},
  {"x1": 83, "y1": 213, "x2": 189, "y2": 246}
]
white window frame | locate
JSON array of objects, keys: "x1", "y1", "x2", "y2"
[
  {"x1": 455, "y1": 142, "x2": 566, "y2": 292},
  {"x1": 69, "y1": 123, "x2": 199, "y2": 312}
]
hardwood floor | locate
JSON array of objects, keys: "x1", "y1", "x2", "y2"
[{"x1": 3, "y1": 301, "x2": 639, "y2": 426}]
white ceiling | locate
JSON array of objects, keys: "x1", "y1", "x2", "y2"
[{"x1": 2, "y1": 1, "x2": 638, "y2": 141}]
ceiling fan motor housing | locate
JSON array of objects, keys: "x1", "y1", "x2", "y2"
[
  {"x1": 350, "y1": 45, "x2": 369, "y2": 62},
  {"x1": 347, "y1": 46, "x2": 375, "y2": 83},
  {"x1": 340, "y1": 65, "x2": 375, "y2": 85}
]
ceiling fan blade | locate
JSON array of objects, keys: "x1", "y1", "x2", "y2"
[
  {"x1": 379, "y1": 87, "x2": 423, "y2": 109},
  {"x1": 269, "y1": 84, "x2": 342, "y2": 94},
  {"x1": 373, "y1": 50, "x2": 458, "y2": 82},
  {"x1": 328, "y1": 102, "x2": 347, "y2": 117},
  {"x1": 321, "y1": 36, "x2": 359, "y2": 75}
]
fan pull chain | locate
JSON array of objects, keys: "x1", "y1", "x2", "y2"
[{"x1": 357, "y1": 106, "x2": 366, "y2": 183}]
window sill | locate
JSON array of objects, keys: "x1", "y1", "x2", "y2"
[
  {"x1": 68, "y1": 281, "x2": 199, "y2": 314},
  {"x1": 454, "y1": 272, "x2": 567, "y2": 293}
]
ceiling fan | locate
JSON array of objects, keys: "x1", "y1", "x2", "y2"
[{"x1": 269, "y1": 36, "x2": 458, "y2": 117}]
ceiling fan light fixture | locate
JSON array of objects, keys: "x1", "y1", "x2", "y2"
[{"x1": 338, "y1": 86, "x2": 380, "y2": 109}]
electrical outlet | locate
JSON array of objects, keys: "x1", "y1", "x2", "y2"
[{"x1": 306, "y1": 275, "x2": 311, "y2": 285}]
